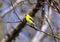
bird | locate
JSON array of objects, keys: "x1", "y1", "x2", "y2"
[
  {"x1": 25, "y1": 14, "x2": 39, "y2": 31},
  {"x1": 25, "y1": 14, "x2": 35, "y2": 25}
]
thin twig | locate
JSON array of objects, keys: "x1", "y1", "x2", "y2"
[
  {"x1": 45, "y1": 17, "x2": 57, "y2": 42},
  {"x1": 2, "y1": 21, "x2": 21, "y2": 23}
]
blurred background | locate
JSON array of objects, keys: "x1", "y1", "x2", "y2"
[{"x1": 0, "y1": 0, "x2": 60, "y2": 42}]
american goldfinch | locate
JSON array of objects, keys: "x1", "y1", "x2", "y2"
[
  {"x1": 25, "y1": 14, "x2": 34, "y2": 25},
  {"x1": 25, "y1": 14, "x2": 39, "y2": 31}
]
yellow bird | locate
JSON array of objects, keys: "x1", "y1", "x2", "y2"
[
  {"x1": 25, "y1": 14, "x2": 38, "y2": 31},
  {"x1": 25, "y1": 14, "x2": 34, "y2": 25}
]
